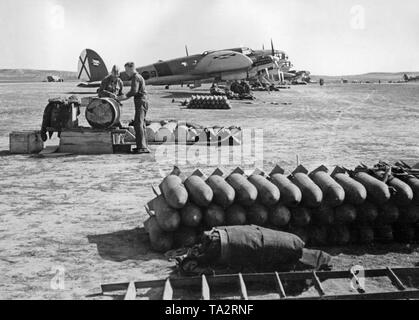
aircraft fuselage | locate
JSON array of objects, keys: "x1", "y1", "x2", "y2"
[{"x1": 132, "y1": 47, "x2": 292, "y2": 86}]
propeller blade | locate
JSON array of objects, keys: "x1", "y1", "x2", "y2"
[
  {"x1": 185, "y1": 45, "x2": 189, "y2": 57},
  {"x1": 271, "y1": 39, "x2": 275, "y2": 56},
  {"x1": 270, "y1": 55, "x2": 280, "y2": 69}
]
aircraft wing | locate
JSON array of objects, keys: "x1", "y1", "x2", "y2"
[
  {"x1": 77, "y1": 81, "x2": 132, "y2": 88},
  {"x1": 77, "y1": 81, "x2": 101, "y2": 88}
]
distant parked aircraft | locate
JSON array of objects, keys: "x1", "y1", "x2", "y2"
[
  {"x1": 43, "y1": 75, "x2": 63, "y2": 82},
  {"x1": 403, "y1": 74, "x2": 419, "y2": 82}
]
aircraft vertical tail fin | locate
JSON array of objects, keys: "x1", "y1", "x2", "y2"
[{"x1": 77, "y1": 49, "x2": 108, "y2": 82}]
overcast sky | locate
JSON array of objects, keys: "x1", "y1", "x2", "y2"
[{"x1": 0, "y1": 0, "x2": 418, "y2": 75}]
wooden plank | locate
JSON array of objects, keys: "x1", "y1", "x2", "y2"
[
  {"x1": 47, "y1": 127, "x2": 127, "y2": 134},
  {"x1": 201, "y1": 275, "x2": 210, "y2": 300},
  {"x1": 162, "y1": 279, "x2": 174, "y2": 300},
  {"x1": 124, "y1": 282, "x2": 137, "y2": 300},
  {"x1": 288, "y1": 289, "x2": 419, "y2": 301},
  {"x1": 312, "y1": 271, "x2": 326, "y2": 296},
  {"x1": 59, "y1": 131, "x2": 113, "y2": 154},
  {"x1": 274, "y1": 272, "x2": 287, "y2": 298},
  {"x1": 238, "y1": 273, "x2": 248, "y2": 300},
  {"x1": 386, "y1": 267, "x2": 406, "y2": 291}
]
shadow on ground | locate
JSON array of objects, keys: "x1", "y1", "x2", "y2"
[
  {"x1": 0, "y1": 150, "x2": 12, "y2": 157},
  {"x1": 65, "y1": 91, "x2": 98, "y2": 95},
  {"x1": 87, "y1": 227, "x2": 161, "y2": 262},
  {"x1": 162, "y1": 90, "x2": 209, "y2": 99},
  {"x1": 319, "y1": 243, "x2": 419, "y2": 257}
]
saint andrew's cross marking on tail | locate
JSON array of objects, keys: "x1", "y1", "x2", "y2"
[
  {"x1": 77, "y1": 49, "x2": 109, "y2": 83},
  {"x1": 78, "y1": 54, "x2": 91, "y2": 81}
]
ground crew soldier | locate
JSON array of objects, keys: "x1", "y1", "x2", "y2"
[
  {"x1": 118, "y1": 62, "x2": 150, "y2": 154},
  {"x1": 240, "y1": 80, "x2": 251, "y2": 94},
  {"x1": 98, "y1": 65, "x2": 123, "y2": 99},
  {"x1": 230, "y1": 80, "x2": 240, "y2": 94}
]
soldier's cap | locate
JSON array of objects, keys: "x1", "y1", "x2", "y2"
[{"x1": 111, "y1": 65, "x2": 120, "y2": 76}]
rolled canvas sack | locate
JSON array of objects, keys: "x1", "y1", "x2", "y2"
[
  {"x1": 217, "y1": 225, "x2": 305, "y2": 269},
  {"x1": 175, "y1": 225, "x2": 332, "y2": 275}
]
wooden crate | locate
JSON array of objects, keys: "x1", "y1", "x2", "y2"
[
  {"x1": 9, "y1": 131, "x2": 44, "y2": 154},
  {"x1": 59, "y1": 130, "x2": 113, "y2": 154}
]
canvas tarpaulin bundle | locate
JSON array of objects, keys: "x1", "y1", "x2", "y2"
[
  {"x1": 175, "y1": 225, "x2": 332, "y2": 275},
  {"x1": 217, "y1": 225, "x2": 304, "y2": 268},
  {"x1": 40, "y1": 96, "x2": 81, "y2": 141}
]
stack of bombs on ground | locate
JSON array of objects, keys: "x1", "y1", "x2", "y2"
[
  {"x1": 125, "y1": 120, "x2": 242, "y2": 145},
  {"x1": 183, "y1": 95, "x2": 232, "y2": 110},
  {"x1": 144, "y1": 163, "x2": 419, "y2": 253}
]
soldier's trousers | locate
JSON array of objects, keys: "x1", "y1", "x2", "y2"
[{"x1": 133, "y1": 98, "x2": 149, "y2": 149}]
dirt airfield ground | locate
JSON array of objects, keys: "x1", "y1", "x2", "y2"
[{"x1": 0, "y1": 82, "x2": 418, "y2": 299}]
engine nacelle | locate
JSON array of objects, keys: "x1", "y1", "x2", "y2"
[{"x1": 193, "y1": 51, "x2": 253, "y2": 75}]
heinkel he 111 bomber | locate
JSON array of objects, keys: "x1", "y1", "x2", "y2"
[{"x1": 77, "y1": 41, "x2": 298, "y2": 88}]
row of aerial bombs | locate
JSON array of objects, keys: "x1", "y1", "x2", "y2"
[
  {"x1": 144, "y1": 162, "x2": 419, "y2": 253},
  {"x1": 127, "y1": 120, "x2": 242, "y2": 144},
  {"x1": 183, "y1": 95, "x2": 232, "y2": 110}
]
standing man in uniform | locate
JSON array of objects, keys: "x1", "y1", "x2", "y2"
[
  {"x1": 98, "y1": 65, "x2": 124, "y2": 99},
  {"x1": 118, "y1": 62, "x2": 150, "y2": 154}
]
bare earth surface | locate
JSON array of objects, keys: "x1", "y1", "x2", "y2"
[{"x1": 0, "y1": 82, "x2": 418, "y2": 299}]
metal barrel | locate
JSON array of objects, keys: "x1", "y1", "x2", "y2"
[{"x1": 85, "y1": 98, "x2": 121, "y2": 129}]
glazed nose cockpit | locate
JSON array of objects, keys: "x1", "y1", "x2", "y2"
[{"x1": 274, "y1": 52, "x2": 288, "y2": 60}]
